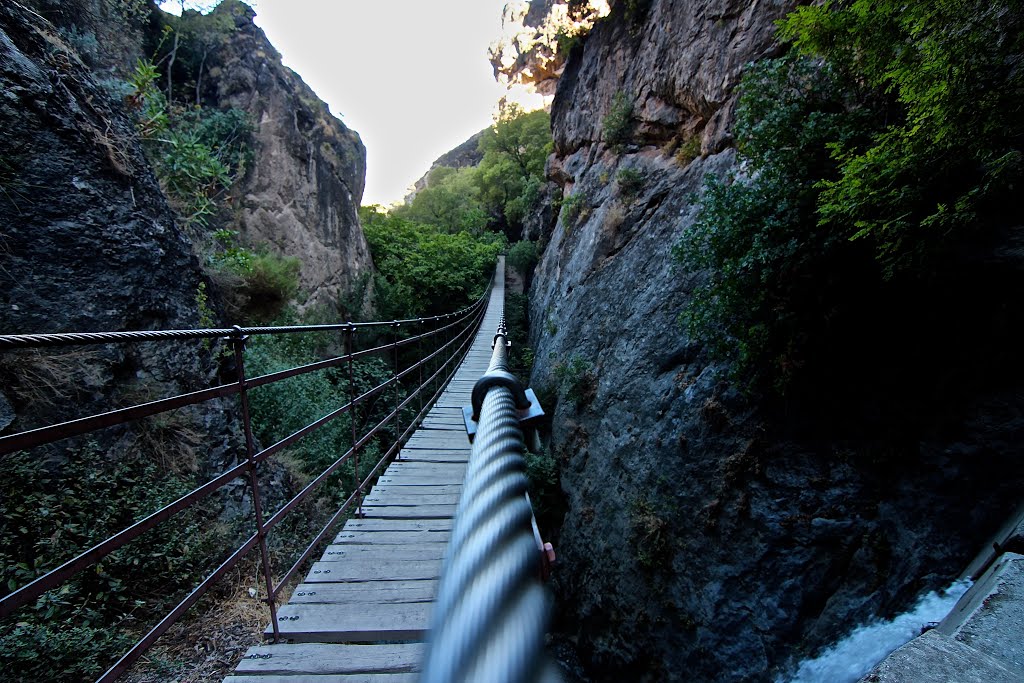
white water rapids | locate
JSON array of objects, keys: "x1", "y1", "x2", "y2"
[{"x1": 778, "y1": 579, "x2": 972, "y2": 683}]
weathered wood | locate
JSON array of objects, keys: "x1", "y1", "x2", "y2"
[
  {"x1": 230, "y1": 673, "x2": 417, "y2": 683},
  {"x1": 342, "y1": 518, "x2": 453, "y2": 532},
  {"x1": 267, "y1": 602, "x2": 430, "y2": 642},
  {"x1": 287, "y1": 580, "x2": 437, "y2": 605},
  {"x1": 235, "y1": 643, "x2": 423, "y2": 675},
  {"x1": 385, "y1": 460, "x2": 466, "y2": 470},
  {"x1": 369, "y1": 485, "x2": 462, "y2": 496},
  {"x1": 320, "y1": 543, "x2": 448, "y2": 560},
  {"x1": 396, "y1": 451, "x2": 468, "y2": 463},
  {"x1": 360, "y1": 504, "x2": 456, "y2": 520},
  {"x1": 401, "y1": 438, "x2": 470, "y2": 448},
  {"x1": 333, "y1": 530, "x2": 450, "y2": 545},
  {"x1": 364, "y1": 493, "x2": 460, "y2": 505},
  {"x1": 305, "y1": 558, "x2": 441, "y2": 583},
  {"x1": 376, "y1": 474, "x2": 464, "y2": 486}
]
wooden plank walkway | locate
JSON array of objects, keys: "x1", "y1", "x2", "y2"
[{"x1": 226, "y1": 259, "x2": 505, "y2": 682}]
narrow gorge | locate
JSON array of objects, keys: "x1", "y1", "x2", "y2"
[{"x1": 2, "y1": 0, "x2": 1022, "y2": 682}]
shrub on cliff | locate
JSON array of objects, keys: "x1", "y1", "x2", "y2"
[
  {"x1": 780, "y1": 0, "x2": 1024, "y2": 273},
  {"x1": 676, "y1": 0, "x2": 1023, "y2": 397}
]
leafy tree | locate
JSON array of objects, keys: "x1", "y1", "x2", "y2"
[
  {"x1": 395, "y1": 166, "x2": 489, "y2": 234},
  {"x1": 675, "y1": 0, "x2": 1024, "y2": 397},
  {"x1": 360, "y1": 206, "x2": 505, "y2": 319},
  {"x1": 476, "y1": 104, "x2": 552, "y2": 238},
  {"x1": 780, "y1": 0, "x2": 1024, "y2": 272}
]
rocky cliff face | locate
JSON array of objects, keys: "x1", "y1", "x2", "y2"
[
  {"x1": 527, "y1": 1, "x2": 1024, "y2": 681},
  {"x1": 202, "y1": 1, "x2": 372, "y2": 311},
  {"x1": 489, "y1": 0, "x2": 610, "y2": 99},
  {"x1": 0, "y1": 0, "x2": 254, "y2": 488}
]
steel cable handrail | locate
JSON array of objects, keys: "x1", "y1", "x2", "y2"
[
  {"x1": 0, "y1": 297, "x2": 485, "y2": 457},
  {"x1": 0, "y1": 295, "x2": 486, "y2": 349},
  {"x1": 420, "y1": 306, "x2": 562, "y2": 683},
  {"x1": 0, "y1": 275, "x2": 493, "y2": 683}
]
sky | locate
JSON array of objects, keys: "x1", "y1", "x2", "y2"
[{"x1": 162, "y1": 0, "x2": 531, "y2": 206}]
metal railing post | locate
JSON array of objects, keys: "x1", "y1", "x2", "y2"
[
  {"x1": 417, "y1": 322, "x2": 424, "y2": 432},
  {"x1": 346, "y1": 324, "x2": 363, "y2": 517},
  {"x1": 393, "y1": 321, "x2": 401, "y2": 460},
  {"x1": 230, "y1": 328, "x2": 280, "y2": 641}
]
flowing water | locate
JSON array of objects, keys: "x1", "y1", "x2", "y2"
[{"x1": 779, "y1": 579, "x2": 972, "y2": 683}]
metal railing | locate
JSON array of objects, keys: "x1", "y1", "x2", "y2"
[
  {"x1": 0, "y1": 282, "x2": 491, "y2": 682},
  {"x1": 420, "y1": 312, "x2": 561, "y2": 683}
]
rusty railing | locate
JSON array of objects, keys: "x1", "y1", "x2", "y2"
[{"x1": 0, "y1": 283, "x2": 491, "y2": 682}]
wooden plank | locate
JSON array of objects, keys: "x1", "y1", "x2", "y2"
[
  {"x1": 235, "y1": 642, "x2": 423, "y2": 675},
  {"x1": 377, "y1": 471, "x2": 465, "y2": 483},
  {"x1": 343, "y1": 518, "x2": 453, "y2": 532},
  {"x1": 228, "y1": 674, "x2": 417, "y2": 682},
  {"x1": 360, "y1": 504, "x2": 456, "y2": 520},
  {"x1": 334, "y1": 530, "x2": 450, "y2": 545},
  {"x1": 369, "y1": 485, "x2": 462, "y2": 496},
  {"x1": 287, "y1": 580, "x2": 437, "y2": 605},
  {"x1": 376, "y1": 474, "x2": 464, "y2": 486},
  {"x1": 267, "y1": 602, "x2": 430, "y2": 642},
  {"x1": 396, "y1": 451, "x2": 468, "y2": 463},
  {"x1": 401, "y1": 439, "x2": 469, "y2": 447},
  {"x1": 305, "y1": 559, "x2": 441, "y2": 583},
  {"x1": 383, "y1": 464, "x2": 465, "y2": 476},
  {"x1": 320, "y1": 543, "x2": 448, "y2": 560},
  {"x1": 386, "y1": 460, "x2": 466, "y2": 470},
  {"x1": 364, "y1": 493, "x2": 460, "y2": 505}
]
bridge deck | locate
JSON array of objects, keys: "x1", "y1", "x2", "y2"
[{"x1": 225, "y1": 262, "x2": 504, "y2": 682}]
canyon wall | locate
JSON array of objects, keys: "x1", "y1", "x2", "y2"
[
  {"x1": 203, "y1": 1, "x2": 373, "y2": 310},
  {"x1": 506, "y1": 1, "x2": 1024, "y2": 680}
]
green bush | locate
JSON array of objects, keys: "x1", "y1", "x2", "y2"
[
  {"x1": 553, "y1": 354, "x2": 595, "y2": 407},
  {"x1": 779, "y1": 0, "x2": 1024, "y2": 273},
  {"x1": 675, "y1": 56, "x2": 873, "y2": 392},
  {"x1": 615, "y1": 167, "x2": 645, "y2": 202},
  {"x1": 127, "y1": 59, "x2": 253, "y2": 228},
  {"x1": 0, "y1": 621, "x2": 134, "y2": 682},
  {"x1": 504, "y1": 291, "x2": 533, "y2": 379},
  {"x1": 602, "y1": 91, "x2": 633, "y2": 152},
  {"x1": 209, "y1": 232, "x2": 300, "y2": 323},
  {"x1": 525, "y1": 447, "x2": 562, "y2": 531},
  {"x1": 246, "y1": 323, "x2": 391, "y2": 488},
  {"x1": 393, "y1": 106, "x2": 552, "y2": 239},
  {"x1": 0, "y1": 443, "x2": 226, "y2": 681},
  {"x1": 560, "y1": 192, "x2": 588, "y2": 229},
  {"x1": 506, "y1": 240, "x2": 539, "y2": 278},
  {"x1": 675, "y1": 0, "x2": 1024, "y2": 396},
  {"x1": 361, "y1": 207, "x2": 505, "y2": 319}
]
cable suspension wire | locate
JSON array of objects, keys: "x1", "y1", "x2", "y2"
[{"x1": 420, "y1": 289, "x2": 562, "y2": 683}]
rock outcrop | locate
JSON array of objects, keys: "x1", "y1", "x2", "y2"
[
  {"x1": 489, "y1": 0, "x2": 610, "y2": 99},
  {"x1": 403, "y1": 129, "x2": 486, "y2": 204},
  {"x1": 0, "y1": 0, "x2": 253, "y2": 492},
  {"x1": 525, "y1": 1, "x2": 1024, "y2": 681},
  {"x1": 202, "y1": 1, "x2": 373, "y2": 310}
]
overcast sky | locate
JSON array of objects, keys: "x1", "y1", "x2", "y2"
[{"x1": 162, "y1": 0, "x2": 521, "y2": 206}]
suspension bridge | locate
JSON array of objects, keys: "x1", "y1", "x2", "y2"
[{"x1": 0, "y1": 257, "x2": 558, "y2": 683}]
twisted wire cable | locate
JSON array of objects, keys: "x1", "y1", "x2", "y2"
[{"x1": 419, "y1": 310, "x2": 560, "y2": 683}]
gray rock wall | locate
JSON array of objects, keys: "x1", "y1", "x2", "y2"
[
  {"x1": 0, "y1": 0, "x2": 244, "y2": 490},
  {"x1": 528, "y1": 1, "x2": 1024, "y2": 681},
  {"x1": 205, "y1": 1, "x2": 373, "y2": 311}
]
